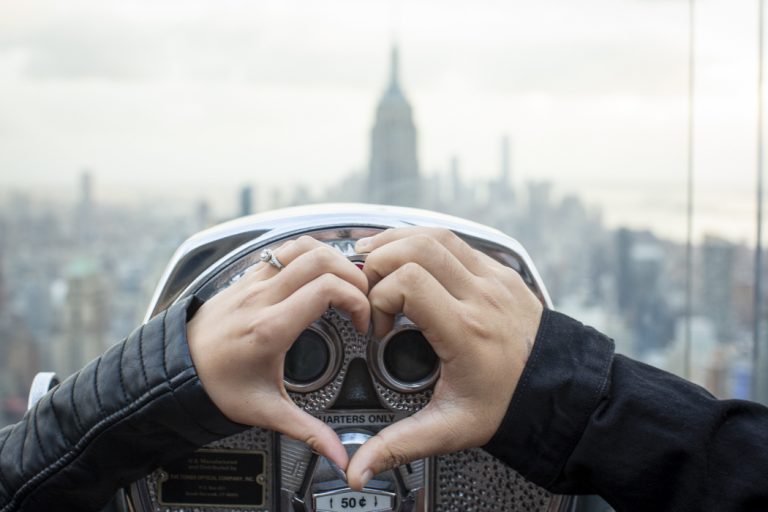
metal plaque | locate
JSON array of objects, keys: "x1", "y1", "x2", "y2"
[{"x1": 158, "y1": 448, "x2": 267, "y2": 508}]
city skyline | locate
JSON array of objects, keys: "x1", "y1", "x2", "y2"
[
  {"x1": 0, "y1": 0, "x2": 764, "y2": 245},
  {"x1": 0, "y1": 47, "x2": 763, "y2": 419}
]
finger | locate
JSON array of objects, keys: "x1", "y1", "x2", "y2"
[
  {"x1": 269, "y1": 399, "x2": 349, "y2": 470},
  {"x1": 368, "y1": 262, "x2": 461, "y2": 341},
  {"x1": 266, "y1": 246, "x2": 368, "y2": 303},
  {"x1": 274, "y1": 236, "x2": 328, "y2": 266},
  {"x1": 355, "y1": 227, "x2": 489, "y2": 276},
  {"x1": 269, "y1": 273, "x2": 371, "y2": 337},
  {"x1": 361, "y1": 235, "x2": 476, "y2": 297},
  {"x1": 246, "y1": 236, "x2": 325, "y2": 279},
  {"x1": 347, "y1": 405, "x2": 456, "y2": 490}
]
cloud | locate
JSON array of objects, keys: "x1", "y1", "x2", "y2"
[
  {"x1": 0, "y1": 0, "x2": 699, "y2": 99},
  {"x1": 0, "y1": 15, "x2": 161, "y2": 81}
]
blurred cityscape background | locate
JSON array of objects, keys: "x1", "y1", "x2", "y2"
[{"x1": 1, "y1": 0, "x2": 766, "y2": 428}]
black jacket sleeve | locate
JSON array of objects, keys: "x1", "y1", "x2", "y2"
[
  {"x1": 484, "y1": 309, "x2": 768, "y2": 512},
  {"x1": 0, "y1": 296, "x2": 246, "y2": 512}
]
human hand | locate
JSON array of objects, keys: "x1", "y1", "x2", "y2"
[
  {"x1": 186, "y1": 236, "x2": 370, "y2": 470},
  {"x1": 346, "y1": 227, "x2": 543, "y2": 489}
]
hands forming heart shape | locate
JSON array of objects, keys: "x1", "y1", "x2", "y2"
[{"x1": 187, "y1": 227, "x2": 543, "y2": 491}]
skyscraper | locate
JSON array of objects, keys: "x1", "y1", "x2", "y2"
[
  {"x1": 501, "y1": 135, "x2": 511, "y2": 186},
  {"x1": 240, "y1": 185, "x2": 254, "y2": 217},
  {"x1": 701, "y1": 235, "x2": 736, "y2": 339},
  {"x1": 75, "y1": 170, "x2": 94, "y2": 242},
  {"x1": 367, "y1": 44, "x2": 420, "y2": 206},
  {"x1": 57, "y1": 259, "x2": 110, "y2": 378}
]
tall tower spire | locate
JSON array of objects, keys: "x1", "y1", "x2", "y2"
[
  {"x1": 367, "y1": 44, "x2": 420, "y2": 206},
  {"x1": 389, "y1": 44, "x2": 400, "y2": 90}
]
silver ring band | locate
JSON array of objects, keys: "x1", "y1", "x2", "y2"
[{"x1": 259, "y1": 248, "x2": 285, "y2": 270}]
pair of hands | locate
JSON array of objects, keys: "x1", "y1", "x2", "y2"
[{"x1": 186, "y1": 227, "x2": 543, "y2": 490}]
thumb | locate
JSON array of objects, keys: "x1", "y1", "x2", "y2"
[
  {"x1": 276, "y1": 402, "x2": 349, "y2": 470},
  {"x1": 347, "y1": 406, "x2": 453, "y2": 490}
]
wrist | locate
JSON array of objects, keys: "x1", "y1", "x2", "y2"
[{"x1": 483, "y1": 309, "x2": 615, "y2": 488}]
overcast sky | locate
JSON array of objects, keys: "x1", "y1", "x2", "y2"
[{"x1": 0, "y1": 0, "x2": 762, "y2": 243}]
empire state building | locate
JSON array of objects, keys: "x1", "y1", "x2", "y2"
[{"x1": 367, "y1": 45, "x2": 420, "y2": 206}]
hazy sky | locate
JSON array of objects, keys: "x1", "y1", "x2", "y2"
[{"x1": 0, "y1": 0, "x2": 763, "y2": 243}]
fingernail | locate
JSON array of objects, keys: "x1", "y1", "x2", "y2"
[
  {"x1": 355, "y1": 237, "x2": 373, "y2": 252},
  {"x1": 330, "y1": 462, "x2": 348, "y2": 482},
  {"x1": 360, "y1": 469, "x2": 373, "y2": 488}
]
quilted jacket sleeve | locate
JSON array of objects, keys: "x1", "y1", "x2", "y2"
[{"x1": 0, "y1": 296, "x2": 247, "y2": 512}]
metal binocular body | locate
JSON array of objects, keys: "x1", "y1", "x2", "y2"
[{"x1": 28, "y1": 204, "x2": 576, "y2": 512}]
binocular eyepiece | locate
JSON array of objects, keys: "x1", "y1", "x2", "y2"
[{"x1": 285, "y1": 319, "x2": 439, "y2": 395}]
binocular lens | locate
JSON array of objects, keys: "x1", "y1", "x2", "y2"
[
  {"x1": 285, "y1": 330, "x2": 330, "y2": 385},
  {"x1": 383, "y1": 329, "x2": 439, "y2": 384},
  {"x1": 285, "y1": 320, "x2": 439, "y2": 394}
]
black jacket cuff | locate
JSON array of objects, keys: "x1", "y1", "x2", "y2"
[
  {"x1": 484, "y1": 308, "x2": 615, "y2": 488},
  {"x1": 163, "y1": 294, "x2": 248, "y2": 443}
]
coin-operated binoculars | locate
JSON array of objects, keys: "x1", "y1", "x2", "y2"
[{"x1": 30, "y1": 204, "x2": 580, "y2": 512}]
